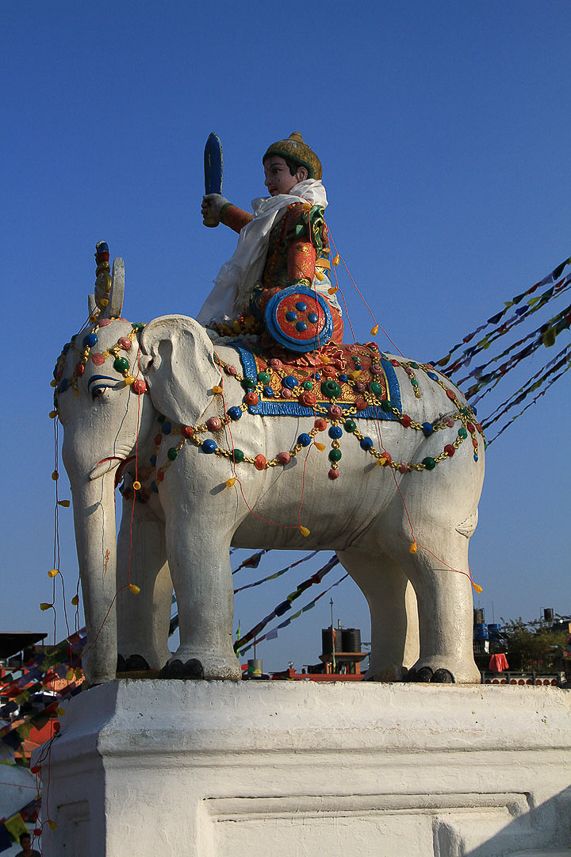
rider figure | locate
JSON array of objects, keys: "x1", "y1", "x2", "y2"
[{"x1": 198, "y1": 132, "x2": 343, "y2": 345}]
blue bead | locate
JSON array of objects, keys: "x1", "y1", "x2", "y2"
[
  {"x1": 83, "y1": 333, "x2": 98, "y2": 348},
  {"x1": 474, "y1": 454, "x2": 478, "y2": 462},
  {"x1": 338, "y1": 374, "x2": 348, "y2": 382},
  {"x1": 296, "y1": 321, "x2": 308, "y2": 332},
  {"x1": 427, "y1": 372, "x2": 438, "y2": 380},
  {"x1": 422, "y1": 422, "x2": 434, "y2": 437},
  {"x1": 162, "y1": 422, "x2": 172, "y2": 435},
  {"x1": 202, "y1": 439, "x2": 217, "y2": 454},
  {"x1": 151, "y1": 482, "x2": 159, "y2": 493},
  {"x1": 328, "y1": 426, "x2": 343, "y2": 439},
  {"x1": 286, "y1": 311, "x2": 298, "y2": 322},
  {"x1": 298, "y1": 433, "x2": 312, "y2": 447},
  {"x1": 314, "y1": 372, "x2": 321, "y2": 380},
  {"x1": 308, "y1": 312, "x2": 318, "y2": 323},
  {"x1": 360, "y1": 437, "x2": 373, "y2": 451},
  {"x1": 150, "y1": 455, "x2": 157, "y2": 466},
  {"x1": 58, "y1": 378, "x2": 68, "y2": 393},
  {"x1": 263, "y1": 386, "x2": 274, "y2": 397},
  {"x1": 283, "y1": 375, "x2": 298, "y2": 389},
  {"x1": 228, "y1": 406, "x2": 242, "y2": 421},
  {"x1": 295, "y1": 301, "x2": 308, "y2": 311}
]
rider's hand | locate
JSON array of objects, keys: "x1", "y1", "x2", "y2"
[{"x1": 201, "y1": 194, "x2": 230, "y2": 225}]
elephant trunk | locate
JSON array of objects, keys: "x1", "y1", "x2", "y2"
[{"x1": 71, "y1": 470, "x2": 119, "y2": 685}]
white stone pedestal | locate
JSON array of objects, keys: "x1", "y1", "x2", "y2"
[{"x1": 37, "y1": 681, "x2": 571, "y2": 857}]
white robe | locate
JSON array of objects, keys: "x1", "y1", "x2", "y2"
[{"x1": 197, "y1": 180, "x2": 335, "y2": 326}]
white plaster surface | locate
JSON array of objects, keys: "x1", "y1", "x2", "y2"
[{"x1": 37, "y1": 681, "x2": 571, "y2": 856}]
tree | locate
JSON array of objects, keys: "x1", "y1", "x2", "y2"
[{"x1": 501, "y1": 618, "x2": 569, "y2": 672}]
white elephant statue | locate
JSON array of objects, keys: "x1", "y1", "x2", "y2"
[{"x1": 53, "y1": 256, "x2": 485, "y2": 686}]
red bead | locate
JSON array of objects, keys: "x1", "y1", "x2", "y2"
[
  {"x1": 401, "y1": 414, "x2": 411, "y2": 427},
  {"x1": 98, "y1": 318, "x2": 112, "y2": 327},
  {"x1": 254, "y1": 454, "x2": 267, "y2": 470},
  {"x1": 53, "y1": 722, "x2": 61, "y2": 733},
  {"x1": 206, "y1": 416, "x2": 222, "y2": 432},
  {"x1": 328, "y1": 468, "x2": 340, "y2": 480},
  {"x1": 381, "y1": 451, "x2": 392, "y2": 465},
  {"x1": 444, "y1": 444, "x2": 455, "y2": 456},
  {"x1": 443, "y1": 417, "x2": 454, "y2": 427},
  {"x1": 157, "y1": 471, "x2": 164, "y2": 482},
  {"x1": 92, "y1": 353, "x2": 106, "y2": 366},
  {"x1": 476, "y1": 423, "x2": 483, "y2": 433},
  {"x1": 118, "y1": 337, "x2": 132, "y2": 350},
  {"x1": 277, "y1": 451, "x2": 291, "y2": 465},
  {"x1": 446, "y1": 389, "x2": 456, "y2": 400},
  {"x1": 472, "y1": 438, "x2": 478, "y2": 448},
  {"x1": 154, "y1": 434, "x2": 162, "y2": 445},
  {"x1": 355, "y1": 381, "x2": 366, "y2": 392},
  {"x1": 281, "y1": 388, "x2": 292, "y2": 398},
  {"x1": 244, "y1": 392, "x2": 259, "y2": 406},
  {"x1": 355, "y1": 397, "x2": 367, "y2": 411},
  {"x1": 322, "y1": 366, "x2": 337, "y2": 377},
  {"x1": 314, "y1": 418, "x2": 327, "y2": 431},
  {"x1": 327, "y1": 404, "x2": 343, "y2": 420},
  {"x1": 132, "y1": 379, "x2": 147, "y2": 395},
  {"x1": 75, "y1": 362, "x2": 85, "y2": 376},
  {"x1": 399, "y1": 462, "x2": 408, "y2": 473},
  {"x1": 224, "y1": 364, "x2": 238, "y2": 375},
  {"x1": 391, "y1": 359, "x2": 400, "y2": 367},
  {"x1": 466, "y1": 422, "x2": 475, "y2": 433},
  {"x1": 269, "y1": 358, "x2": 283, "y2": 370},
  {"x1": 299, "y1": 391, "x2": 316, "y2": 407},
  {"x1": 181, "y1": 425, "x2": 194, "y2": 439}
]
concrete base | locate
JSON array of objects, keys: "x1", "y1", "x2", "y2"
[{"x1": 37, "y1": 681, "x2": 571, "y2": 856}]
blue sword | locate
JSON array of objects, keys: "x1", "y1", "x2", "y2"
[{"x1": 203, "y1": 132, "x2": 223, "y2": 228}]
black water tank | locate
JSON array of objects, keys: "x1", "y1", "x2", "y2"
[
  {"x1": 342, "y1": 628, "x2": 361, "y2": 653},
  {"x1": 544, "y1": 608, "x2": 554, "y2": 622},
  {"x1": 322, "y1": 628, "x2": 343, "y2": 654},
  {"x1": 473, "y1": 608, "x2": 485, "y2": 625}
]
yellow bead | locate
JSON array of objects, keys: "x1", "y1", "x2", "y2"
[
  {"x1": 52, "y1": 470, "x2": 59, "y2": 481},
  {"x1": 99, "y1": 298, "x2": 109, "y2": 307},
  {"x1": 299, "y1": 526, "x2": 310, "y2": 537},
  {"x1": 50, "y1": 379, "x2": 57, "y2": 387},
  {"x1": 314, "y1": 442, "x2": 325, "y2": 451},
  {"x1": 370, "y1": 325, "x2": 379, "y2": 336},
  {"x1": 472, "y1": 583, "x2": 483, "y2": 593},
  {"x1": 48, "y1": 568, "x2": 59, "y2": 578},
  {"x1": 350, "y1": 370, "x2": 362, "y2": 380},
  {"x1": 129, "y1": 583, "x2": 141, "y2": 594},
  {"x1": 315, "y1": 270, "x2": 325, "y2": 281},
  {"x1": 409, "y1": 542, "x2": 418, "y2": 555},
  {"x1": 333, "y1": 255, "x2": 340, "y2": 266},
  {"x1": 71, "y1": 595, "x2": 79, "y2": 606},
  {"x1": 48, "y1": 821, "x2": 58, "y2": 831},
  {"x1": 40, "y1": 603, "x2": 53, "y2": 611},
  {"x1": 124, "y1": 375, "x2": 135, "y2": 385},
  {"x1": 377, "y1": 458, "x2": 385, "y2": 467},
  {"x1": 226, "y1": 477, "x2": 237, "y2": 487},
  {"x1": 212, "y1": 385, "x2": 223, "y2": 394},
  {"x1": 133, "y1": 481, "x2": 141, "y2": 491},
  {"x1": 328, "y1": 286, "x2": 339, "y2": 295},
  {"x1": 302, "y1": 202, "x2": 312, "y2": 210},
  {"x1": 55, "y1": 707, "x2": 66, "y2": 716},
  {"x1": 57, "y1": 500, "x2": 71, "y2": 507},
  {"x1": 321, "y1": 354, "x2": 330, "y2": 364},
  {"x1": 49, "y1": 410, "x2": 58, "y2": 419}
]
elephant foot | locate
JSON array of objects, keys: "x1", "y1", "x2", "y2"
[
  {"x1": 404, "y1": 666, "x2": 456, "y2": 683},
  {"x1": 159, "y1": 652, "x2": 242, "y2": 681},
  {"x1": 125, "y1": 654, "x2": 151, "y2": 672}
]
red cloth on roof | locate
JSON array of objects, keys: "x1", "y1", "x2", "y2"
[{"x1": 489, "y1": 653, "x2": 509, "y2": 672}]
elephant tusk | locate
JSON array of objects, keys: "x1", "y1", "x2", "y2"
[{"x1": 89, "y1": 456, "x2": 125, "y2": 481}]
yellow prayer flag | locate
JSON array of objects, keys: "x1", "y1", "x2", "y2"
[{"x1": 5, "y1": 813, "x2": 28, "y2": 842}]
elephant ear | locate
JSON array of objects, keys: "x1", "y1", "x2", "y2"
[{"x1": 139, "y1": 315, "x2": 221, "y2": 427}]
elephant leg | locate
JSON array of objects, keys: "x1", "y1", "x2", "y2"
[
  {"x1": 116, "y1": 494, "x2": 172, "y2": 671},
  {"x1": 161, "y1": 516, "x2": 241, "y2": 681},
  {"x1": 337, "y1": 547, "x2": 419, "y2": 681}
]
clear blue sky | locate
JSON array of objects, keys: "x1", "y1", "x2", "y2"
[{"x1": 3, "y1": 1, "x2": 570, "y2": 671}]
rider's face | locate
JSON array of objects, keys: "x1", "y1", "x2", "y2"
[{"x1": 264, "y1": 157, "x2": 301, "y2": 196}]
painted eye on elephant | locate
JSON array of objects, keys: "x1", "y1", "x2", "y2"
[{"x1": 92, "y1": 387, "x2": 106, "y2": 399}]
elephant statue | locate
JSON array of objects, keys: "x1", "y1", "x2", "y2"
[{"x1": 53, "y1": 256, "x2": 485, "y2": 686}]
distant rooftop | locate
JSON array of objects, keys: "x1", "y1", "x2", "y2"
[{"x1": 0, "y1": 632, "x2": 47, "y2": 660}]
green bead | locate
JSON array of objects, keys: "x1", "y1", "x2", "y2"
[
  {"x1": 302, "y1": 380, "x2": 314, "y2": 390},
  {"x1": 380, "y1": 400, "x2": 392, "y2": 412},
  {"x1": 233, "y1": 449, "x2": 245, "y2": 463},
  {"x1": 422, "y1": 457, "x2": 436, "y2": 470},
  {"x1": 257, "y1": 371, "x2": 271, "y2": 385},
  {"x1": 411, "y1": 379, "x2": 418, "y2": 386},
  {"x1": 409, "y1": 362, "x2": 419, "y2": 369},
  {"x1": 321, "y1": 380, "x2": 342, "y2": 399},
  {"x1": 458, "y1": 428, "x2": 468, "y2": 439},
  {"x1": 344, "y1": 419, "x2": 356, "y2": 432},
  {"x1": 242, "y1": 378, "x2": 256, "y2": 390},
  {"x1": 329, "y1": 448, "x2": 342, "y2": 462},
  {"x1": 167, "y1": 447, "x2": 178, "y2": 461},
  {"x1": 113, "y1": 357, "x2": 130, "y2": 373},
  {"x1": 370, "y1": 381, "x2": 382, "y2": 396}
]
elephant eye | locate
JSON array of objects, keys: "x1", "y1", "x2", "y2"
[{"x1": 91, "y1": 385, "x2": 107, "y2": 399}]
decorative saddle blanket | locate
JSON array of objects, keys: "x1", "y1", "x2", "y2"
[{"x1": 228, "y1": 340, "x2": 402, "y2": 420}]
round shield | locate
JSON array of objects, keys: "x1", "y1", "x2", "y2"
[{"x1": 265, "y1": 286, "x2": 334, "y2": 353}]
